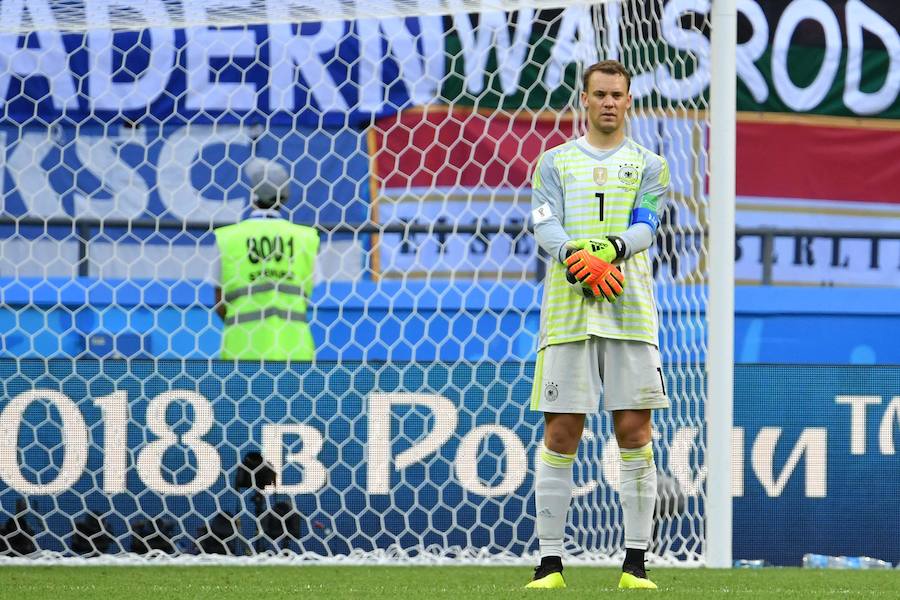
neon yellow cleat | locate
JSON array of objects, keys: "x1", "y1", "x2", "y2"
[
  {"x1": 618, "y1": 571, "x2": 658, "y2": 589},
  {"x1": 525, "y1": 571, "x2": 566, "y2": 589}
]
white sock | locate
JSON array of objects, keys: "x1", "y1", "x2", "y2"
[
  {"x1": 534, "y1": 444, "x2": 575, "y2": 559},
  {"x1": 619, "y1": 442, "x2": 657, "y2": 551}
]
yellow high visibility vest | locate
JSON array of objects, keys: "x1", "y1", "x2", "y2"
[{"x1": 214, "y1": 218, "x2": 319, "y2": 360}]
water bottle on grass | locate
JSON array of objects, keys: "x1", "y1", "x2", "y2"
[{"x1": 802, "y1": 553, "x2": 892, "y2": 569}]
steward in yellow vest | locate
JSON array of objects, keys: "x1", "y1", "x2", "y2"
[{"x1": 213, "y1": 159, "x2": 319, "y2": 360}]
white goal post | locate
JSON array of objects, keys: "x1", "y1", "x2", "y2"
[
  {"x1": 707, "y1": 0, "x2": 736, "y2": 570},
  {"x1": 0, "y1": 0, "x2": 735, "y2": 565}
]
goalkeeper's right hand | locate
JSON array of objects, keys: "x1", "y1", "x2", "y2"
[
  {"x1": 564, "y1": 246, "x2": 625, "y2": 302},
  {"x1": 563, "y1": 244, "x2": 594, "y2": 300}
]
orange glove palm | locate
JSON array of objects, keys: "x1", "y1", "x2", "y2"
[{"x1": 565, "y1": 250, "x2": 625, "y2": 302}]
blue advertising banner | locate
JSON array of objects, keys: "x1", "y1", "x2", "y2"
[
  {"x1": 0, "y1": 20, "x2": 440, "y2": 128},
  {"x1": 0, "y1": 360, "x2": 897, "y2": 564},
  {"x1": 0, "y1": 359, "x2": 549, "y2": 557},
  {"x1": 734, "y1": 365, "x2": 900, "y2": 566},
  {"x1": 0, "y1": 123, "x2": 370, "y2": 224}
]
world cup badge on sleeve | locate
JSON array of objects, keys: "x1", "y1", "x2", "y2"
[{"x1": 593, "y1": 167, "x2": 608, "y2": 185}]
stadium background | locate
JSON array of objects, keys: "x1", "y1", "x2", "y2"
[{"x1": 0, "y1": 0, "x2": 898, "y2": 568}]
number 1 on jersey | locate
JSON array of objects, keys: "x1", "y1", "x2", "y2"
[{"x1": 595, "y1": 192, "x2": 604, "y2": 221}]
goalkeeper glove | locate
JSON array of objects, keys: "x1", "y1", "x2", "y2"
[
  {"x1": 567, "y1": 237, "x2": 626, "y2": 264},
  {"x1": 564, "y1": 255, "x2": 600, "y2": 300},
  {"x1": 564, "y1": 237, "x2": 625, "y2": 302}
]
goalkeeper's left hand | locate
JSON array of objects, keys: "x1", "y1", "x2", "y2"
[
  {"x1": 567, "y1": 237, "x2": 625, "y2": 264},
  {"x1": 564, "y1": 237, "x2": 626, "y2": 302}
]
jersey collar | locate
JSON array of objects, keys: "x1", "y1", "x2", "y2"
[{"x1": 574, "y1": 136, "x2": 627, "y2": 162}]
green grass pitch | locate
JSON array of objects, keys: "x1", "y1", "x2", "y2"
[{"x1": 2, "y1": 565, "x2": 898, "y2": 599}]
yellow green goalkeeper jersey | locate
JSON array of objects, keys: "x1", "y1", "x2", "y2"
[{"x1": 531, "y1": 136, "x2": 670, "y2": 349}]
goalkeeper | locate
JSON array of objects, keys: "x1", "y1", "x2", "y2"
[{"x1": 526, "y1": 60, "x2": 670, "y2": 591}]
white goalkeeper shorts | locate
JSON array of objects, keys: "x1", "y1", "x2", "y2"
[{"x1": 530, "y1": 337, "x2": 669, "y2": 413}]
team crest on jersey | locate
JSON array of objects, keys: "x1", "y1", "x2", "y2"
[
  {"x1": 593, "y1": 166, "x2": 608, "y2": 185},
  {"x1": 618, "y1": 164, "x2": 640, "y2": 186},
  {"x1": 544, "y1": 382, "x2": 559, "y2": 402}
]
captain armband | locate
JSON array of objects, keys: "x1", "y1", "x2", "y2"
[{"x1": 630, "y1": 207, "x2": 660, "y2": 233}]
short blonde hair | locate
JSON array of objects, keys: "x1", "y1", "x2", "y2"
[{"x1": 582, "y1": 60, "x2": 631, "y2": 92}]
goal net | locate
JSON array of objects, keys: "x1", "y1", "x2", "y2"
[{"x1": 0, "y1": 0, "x2": 709, "y2": 564}]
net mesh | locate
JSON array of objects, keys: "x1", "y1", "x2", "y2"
[
  {"x1": 1, "y1": 1, "x2": 618, "y2": 32},
  {"x1": 0, "y1": 0, "x2": 709, "y2": 564}
]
